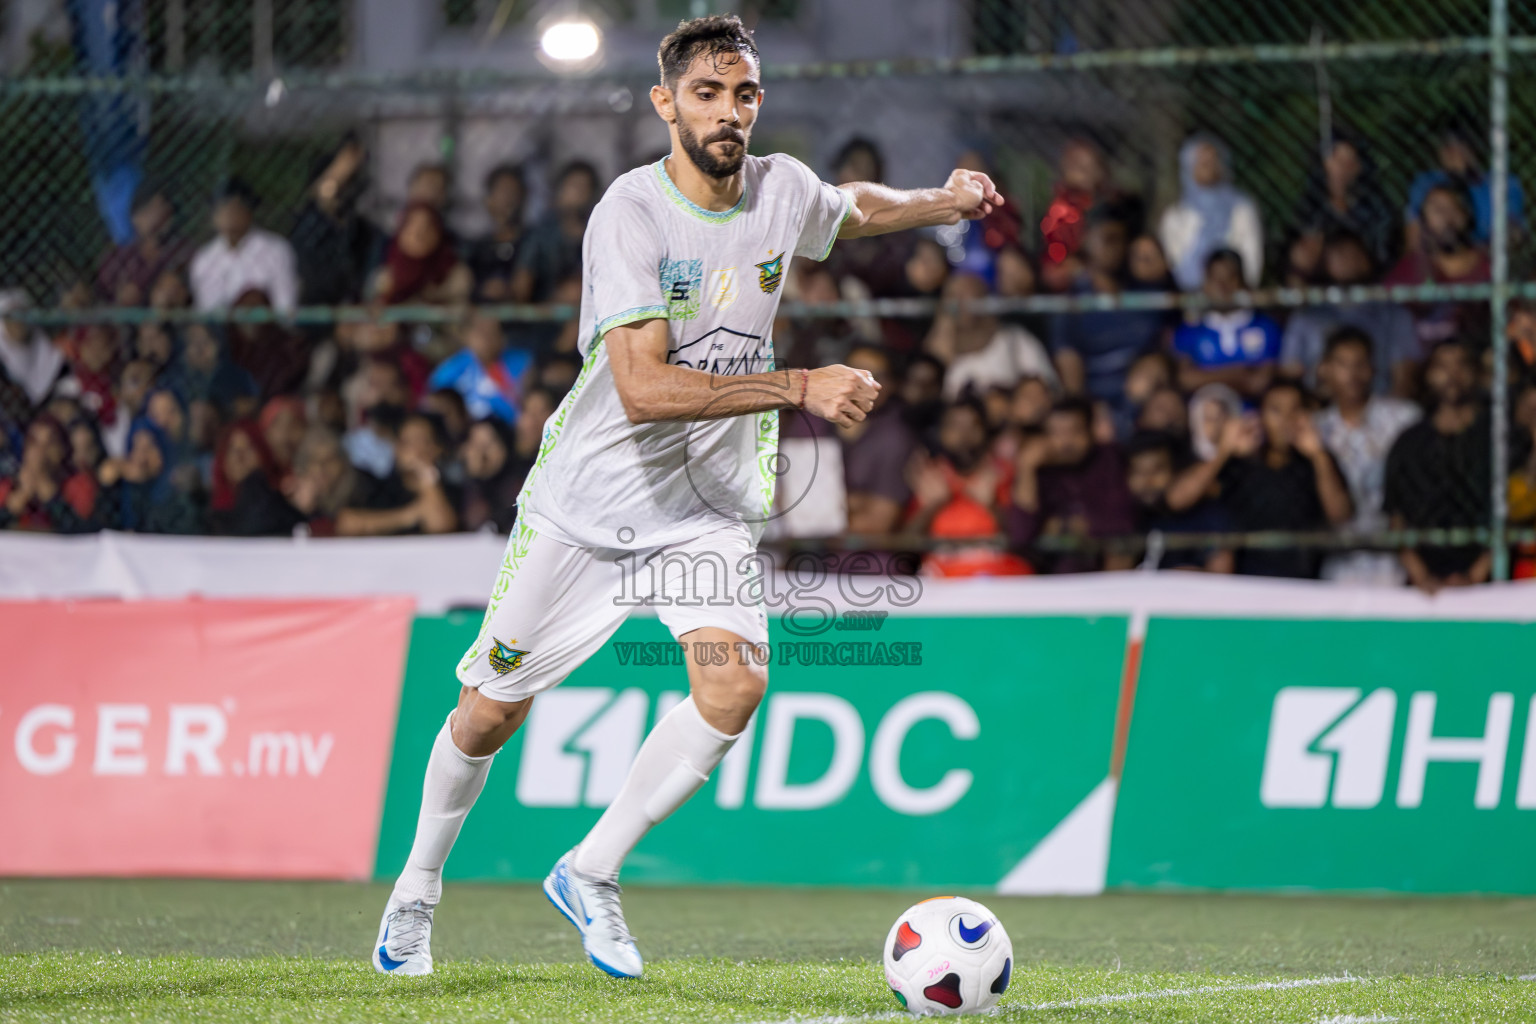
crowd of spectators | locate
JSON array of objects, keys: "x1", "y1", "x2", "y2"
[{"x1": 1, "y1": 127, "x2": 1534, "y2": 590}]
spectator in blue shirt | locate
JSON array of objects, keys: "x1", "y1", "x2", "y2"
[
  {"x1": 428, "y1": 311, "x2": 534, "y2": 425},
  {"x1": 1172, "y1": 248, "x2": 1280, "y2": 400},
  {"x1": 1405, "y1": 125, "x2": 1525, "y2": 248}
]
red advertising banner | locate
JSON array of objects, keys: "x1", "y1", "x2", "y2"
[{"x1": 0, "y1": 597, "x2": 414, "y2": 879}]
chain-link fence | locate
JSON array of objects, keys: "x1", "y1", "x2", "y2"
[{"x1": 0, "y1": 0, "x2": 1533, "y2": 584}]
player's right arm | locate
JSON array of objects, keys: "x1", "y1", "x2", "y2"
[{"x1": 605, "y1": 317, "x2": 877, "y2": 428}]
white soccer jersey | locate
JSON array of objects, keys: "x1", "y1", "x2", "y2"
[{"x1": 516, "y1": 153, "x2": 851, "y2": 550}]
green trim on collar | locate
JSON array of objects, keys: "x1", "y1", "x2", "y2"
[{"x1": 652, "y1": 158, "x2": 748, "y2": 224}]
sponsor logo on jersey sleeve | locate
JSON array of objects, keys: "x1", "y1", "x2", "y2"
[{"x1": 660, "y1": 258, "x2": 704, "y2": 321}]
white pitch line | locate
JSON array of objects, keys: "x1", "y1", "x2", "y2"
[
  {"x1": 1312, "y1": 1015, "x2": 1398, "y2": 1023},
  {"x1": 741, "y1": 973, "x2": 1367, "y2": 1024}
]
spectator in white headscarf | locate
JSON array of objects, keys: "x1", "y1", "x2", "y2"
[
  {"x1": 1187, "y1": 382, "x2": 1245, "y2": 463},
  {"x1": 0, "y1": 291, "x2": 66, "y2": 409},
  {"x1": 1158, "y1": 134, "x2": 1264, "y2": 291}
]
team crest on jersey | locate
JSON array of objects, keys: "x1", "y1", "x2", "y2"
[
  {"x1": 756, "y1": 252, "x2": 784, "y2": 294},
  {"x1": 707, "y1": 267, "x2": 739, "y2": 310},
  {"x1": 489, "y1": 638, "x2": 529, "y2": 674},
  {"x1": 660, "y1": 257, "x2": 703, "y2": 321}
]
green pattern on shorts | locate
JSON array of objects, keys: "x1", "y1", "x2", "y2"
[
  {"x1": 459, "y1": 516, "x2": 538, "y2": 674},
  {"x1": 756, "y1": 408, "x2": 779, "y2": 524},
  {"x1": 755, "y1": 354, "x2": 779, "y2": 524}
]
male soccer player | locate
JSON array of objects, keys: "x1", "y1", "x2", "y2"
[{"x1": 373, "y1": 13, "x2": 1001, "y2": 979}]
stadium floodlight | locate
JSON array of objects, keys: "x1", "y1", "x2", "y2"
[{"x1": 540, "y1": 18, "x2": 601, "y2": 64}]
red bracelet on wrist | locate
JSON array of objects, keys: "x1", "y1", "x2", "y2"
[{"x1": 795, "y1": 368, "x2": 809, "y2": 410}]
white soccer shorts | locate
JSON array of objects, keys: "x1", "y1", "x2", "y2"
[{"x1": 456, "y1": 516, "x2": 770, "y2": 702}]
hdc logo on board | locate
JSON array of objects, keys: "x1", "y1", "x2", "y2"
[
  {"x1": 1261, "y1": 686, "x2": 1536, "y2": 810},
  {"x1": 515, "y1": 689, "x2": 979, "y2": 815}
]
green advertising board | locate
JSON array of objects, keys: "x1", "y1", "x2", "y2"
[
  {"x1": 376, "y1": 613, "x2": 1126, "y2": 889},
  {"x1": 1109, "y1": 618, "x2": 1536, "y2": 893}
]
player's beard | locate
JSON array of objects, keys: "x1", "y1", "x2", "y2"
[{"x1": 677, "y1": 119, "x2": 747, "y2": 179}]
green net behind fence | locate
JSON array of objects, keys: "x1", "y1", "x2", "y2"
[{"x1": 0, "y1": 0, "x2": 1531, "y2": 580}]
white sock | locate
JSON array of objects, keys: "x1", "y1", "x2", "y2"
[
  {"x1": 573, "y1": 695, "x2": 738, "y2": 881},
  {"x1": 392, "y1": 716, "x2": 495, "y2": 906}
]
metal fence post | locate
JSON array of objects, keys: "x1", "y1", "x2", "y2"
[{"x1": 1491, "y1": 0, "x2": 1511, "y2": 581}]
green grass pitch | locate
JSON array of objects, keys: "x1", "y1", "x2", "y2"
[{"x1": 2, "y1": 879, "x2": 1534, "y2": 1022}]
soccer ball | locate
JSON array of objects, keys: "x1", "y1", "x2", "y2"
[{"x1": 882, "y1": 897, "x2": 1012, "y2": 1016}]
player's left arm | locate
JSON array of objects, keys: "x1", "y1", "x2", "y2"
[{"x1": 836, "y1": 170, "x2": 1002, "y2": 239}]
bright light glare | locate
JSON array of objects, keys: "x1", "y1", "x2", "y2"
[{"x1": 541, "y1": 20, "x2": 601, "y2": 63}]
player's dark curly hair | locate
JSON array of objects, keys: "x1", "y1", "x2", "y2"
[{"x1": 657, "y1": 14, "x2": 759, "y2": 87}]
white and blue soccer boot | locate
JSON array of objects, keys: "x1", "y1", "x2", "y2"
[
  {"x1": 371, "y1": 898, "x2": 435, "y2": 976},
  {"x1": 543, "y1": 847, "x2": 643, "y2": 979}
]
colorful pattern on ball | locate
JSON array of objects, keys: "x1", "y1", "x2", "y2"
[
  {"x1": 922, "y1": 972, "x2": 964, "y2": 1009},
  {"x1": 891, "y1": 921, "x2": 922, "y2": 962}
]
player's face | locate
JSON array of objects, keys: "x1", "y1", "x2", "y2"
[{"x1": 657, "y1": 49, "x2": 761, "y2": 180}]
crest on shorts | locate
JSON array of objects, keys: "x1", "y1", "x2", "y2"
[
  {"x1": 489, "y1": 638, "x2": 529, "y2": 674},
  {"x1": 756, "y1": 252, "x2": 784, "y2": 294}
]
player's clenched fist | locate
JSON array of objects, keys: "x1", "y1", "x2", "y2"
[
  {"x1": 803, "y1": 364, "x2": 880, "y2": 428},
  {"x1": 944, "y1": 168, "x2": 1002, "y2": 221}
]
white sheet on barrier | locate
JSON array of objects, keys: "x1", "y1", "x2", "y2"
[{"x1": 1, "y1": 530, "x2": 1535, "y2": 619}]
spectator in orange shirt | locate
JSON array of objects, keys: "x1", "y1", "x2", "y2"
[{"x1": 905, "y1": 397, "x2": 1030, "y2": 577}]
